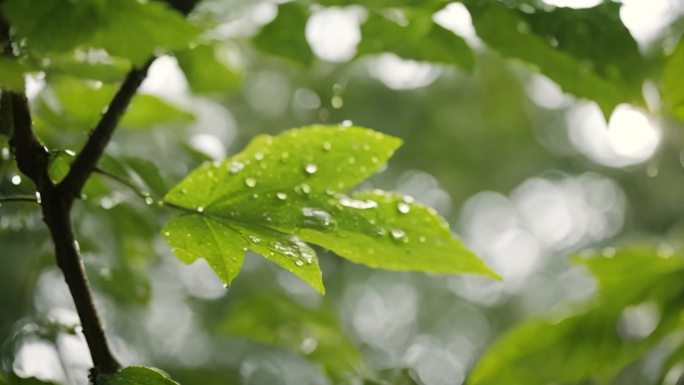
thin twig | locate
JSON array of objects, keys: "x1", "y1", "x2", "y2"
[
  {"x1": 93, "y1": 167, "x2": 196, "y2": 215},
  {"x1": 93, "y1": 167, "x2": 151, "y2": 201},
  {"x1": 0, "y1": 195, "x2": 38, "y2": 204}
]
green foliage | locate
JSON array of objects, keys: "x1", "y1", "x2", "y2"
[
  {"x1": 662, "y1": 38, "x2": 684, "y2": 120},
  {"x1": 358, "y1": 12, "x2": 474, "y2": 70},
  {"x1": 470, "y1": 248, "x2": 684, "y2": 385},
  {"x1": 33, "y1": 77, "x2": 193, "y2": 132},
  {"x1": 98, "y1": 366, "x2": 179, "y2": 385},
  {"x1": 219, "y1": 294, "x2": 364, "y2": 379},
  {"x1": 253, "y1": 2, "x2": 313, "y2": 64},
  {"x1": 3, "y1": 0, "x2": 198, "y2": 65},
  {"x1": 4, "y1": 1, "x2": 684, "y2": 384},
  {"x1": 162, "y1": 125, "x2": 497, "y2": 293},
  {"x1": 0, "y1": 59, "x2": 25, "y2": 91},
  {"x1": 176, "y1": 44, "x2": 242, "y2": 94},
  {"x1": 467, "y1": 1, "x2": 644, "y2": 116}
]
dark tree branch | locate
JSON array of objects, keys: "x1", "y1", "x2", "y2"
[
  {"x1": 161, "y1": 0, "x2": 199, "y2": 14},
  {"x1": 5, "y1": 93, "x2": 121, "y2": 374},
  {"x1": 1, "y1": 0, "x2": 199, "y2": 377},
  {"x1": 58, "y1": 59, "x2": 154, "y2": 204}
]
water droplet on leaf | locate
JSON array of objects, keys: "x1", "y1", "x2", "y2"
[
  {"x1": 397, "y1": 202, "x2": 410, "y2": 214},
  {"x1": 245, "y1": 178, "x2": 257, "y2": 188},
  {"x1": 276, "y1": 192, "x2": 287, "y2": 200},
  {"x1": 339, "y1": 197, "x2": 377, "y2": 209},
  {"x1": 304, "y1": 163, "x2": 318, "y2": 175},
  {"x1": 390, "y1": 229, "x2": 407, "y2": 242},
  {"x1": 229, "y1": 161, "x2": 245, "y2": 174}
]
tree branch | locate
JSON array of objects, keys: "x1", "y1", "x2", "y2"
[
  {"x1": 5, "y1": 93, "x2": 121, "y2": 374},
  {"x1": 58, "y1": 59, "x2": 154, "y2": 203},
  {"x1": 1, "y1": 0, "x2": 200, "y2": 377}
]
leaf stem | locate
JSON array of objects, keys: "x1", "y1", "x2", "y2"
[{"x1": 93, "y1": 167, "x2": 196, "y2": 215}]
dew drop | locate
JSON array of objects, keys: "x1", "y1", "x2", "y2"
[
  {"x1": 295, "y1": 260, "x2": 305, "y2": 267},
  {"x1": 197, "y1": 206, "x2": 205, "y2": 213},
  {"x1": 370, "y1": 157, "x2": 379, "y2": 164},
  {"x1": 1, "y1": 148, "x2": 9, "y2": 160},
  {"x1": 375, "y1": 228, "x2": 386, "y2": 236},
  {"x1": 145, "y1": 196, "x2": 154, "y2": 205},
  {"x1": 322, "y1": 142, "x2": 332, "y2": 151},
  {"x1": 10, "y1": 175, "x2": 21, "y2": 185},
  {"x1": 397, "y1": 202, "x2": 410, "y2": 214},
  {"x1": 248, "y1": 235, "x2": 261, "y2": 244},
  {"x1": 223, "y1": 283, "x2": 229, "y2": 289},
  {"x1": 163, "y1": 231, "x2": 171, "y2": 237},
  {"x1": 390, "y1": 229, "x2": 407, "y2": 242},
  {"x1": 295, "y1": 183, "x2": 312, "y2": 195},
  {"x1": 304, "y1": 163, "x2": 318, "y2": 175},
  {"x1": 341, "y1": 119, "x2": 353, "y2": 127},
  {"x1": 34, "y1": 192, "x2": 42, "y2": 204},
  {"x1": 276, "y1": 192, "x2": 287, "y2": 200},
  {"x1": 245, "y1": 178, "x2": 257, "y2": 188},
  {"x1": 302, "y1": 207, "x2": 336, "y2": 229},
  {"x1": 339, "y1": 197, "x2": 377, "y2": 209},
  {"x1": 229, "y1": 161, "x2": 245, "y2": 174}
]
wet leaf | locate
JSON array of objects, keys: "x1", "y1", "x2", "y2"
[
  {"x1": 163, "y1": 125, "x2": 498, "y2": 294},
  {"x1": 176, "y1": 44, "x2": 242, "y2": 94},
  {"x1": 98, "y1": 366, "x2": 179, "y2": 385},
  {"x1": 3, "y1": 0, "x2": 198, "y2": 65},
  {"x1": 470, "y1": 248, "x2": 684, "y2": 385},
  {"x1": 358, "y1": 12, "x2": 473, "y2": 70},
  {"x1": 467, "y1": 2, "x2": 644, "y2": 116},
  {"x1": 253, "y1": 2, "x2": 313, "y2": 64}
]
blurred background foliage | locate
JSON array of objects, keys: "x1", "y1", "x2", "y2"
[{"x1": 2, "y1": 0, "x2": 684, "y2": 384}]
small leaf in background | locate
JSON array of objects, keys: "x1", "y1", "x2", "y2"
[
  {"x1": 467, "y1": 2, "x2": 644, "y2": 116},
  {"x1": 0, "y1": 59, "x2": 25, "y2": 91},
  {"x1": 219, "y1": 294, "x2": 364, "y2": 380},
  {"x1": 162, "y1": 125, "x2": 498, "y2": 294},
  {"x1": 98, "y1": 366, "x2": 179, "y2": 385},
  {"x1": 3, "y1": 0, "x2": 198, "y2": 65},
  {"x1": 358, "y1": 13, "x2": 474, "y2": 70},
  {"x1": 253, "y1": 2, "x2": 313, "y2": 64},
  {"x1": 469, "y1": 248, "x2": 684, "y2": 385},
  {"x1": 33, "y1": 77, "x2": 193, "y2": 132},
  {"x1": 47, "y1": 150, "x2": 76, "y2": 184},
  {"x1": 40, "y1": 53, "x2": 130, "y2": 84},
  {"x1": 662, "y1": 38, "x2": 684, "y2": 121},
  {"x1": 176, "y1": 44, "x2": 242, "y2": 94}
]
